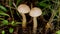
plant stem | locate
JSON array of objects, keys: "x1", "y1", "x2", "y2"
[
  {"x1": 57, "y1": 0, "x2": 60, "y2": 28},
  {"x1": 45, "y1": 9, "x2": 56, "y2": 34},
  {"x1": 9, "y1": 0, "x2": 14, "y2": 20},
  {"x1": 33, "y1": 17, "x2": 37, "y2": 34},
  {"x1": 13, "y1": 2, "x2": 22, "y2": 21},
  {"x1": 48, "y1": 10, "x2": 55, "y2": 24}
]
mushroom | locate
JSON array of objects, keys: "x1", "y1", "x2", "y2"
[
  {"x1": 17, "y1": 4, "x2": 30, "y2": 29},
  {"x1": 29, "y1": 7, "x2": 42, "y2": 34}
]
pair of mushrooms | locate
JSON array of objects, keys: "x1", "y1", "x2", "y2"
[{"x1": 17, "y1": 4, "x2": 42, "y2": 33}]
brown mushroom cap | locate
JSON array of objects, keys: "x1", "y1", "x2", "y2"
[
  {"x1": 17, "y1": 4, "x2": 30, "y2": 14},
  {"x1": 29, "y1": 7, "x2": 42, "y2": 17}
]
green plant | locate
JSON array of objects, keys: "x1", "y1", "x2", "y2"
[
  {"x1": 9, "y1": 28, "x2": 14, "y2": 33},
  {"x1": 56, "y1": 30, "x2": 60, "y2": 34},
  {"x1": 2, "y1": 20, "x2": 8, "y2": 25},
  {"x1": 2, "y1": 30, "x2": 5, "y2": 34}
]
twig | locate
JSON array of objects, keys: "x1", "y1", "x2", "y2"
[
  {"x1": 13, "y1": 2, "x2": 22, "y2": 21},
  {"x1": 9, "y1": 0, "x2": 14, "y2": 21},
  {"x1": 45, "y1": 9, "x2": 56, "y2": 34}
]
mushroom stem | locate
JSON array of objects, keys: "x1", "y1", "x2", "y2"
[
  {"x1": 33, "y1": 17, "x2": 37, "y2": 34},
  {"x1": 21, "y1": 13, "x2": 26, "y2": 29}
]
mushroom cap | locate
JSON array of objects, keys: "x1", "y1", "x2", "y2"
[
  {"x1": 29, "y1": 7, "x2": 42, "y2": 17},
  {"x1": 17, "y1": 4, "x2": 30, "y2": 13}
]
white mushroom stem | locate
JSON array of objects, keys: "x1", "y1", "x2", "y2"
[
  {"x1": 21, "y1": 13, "x2": 26, "y2": 28},
  {"x1": 33, "y1": 17, "x2": 37, "y2": 34}
]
